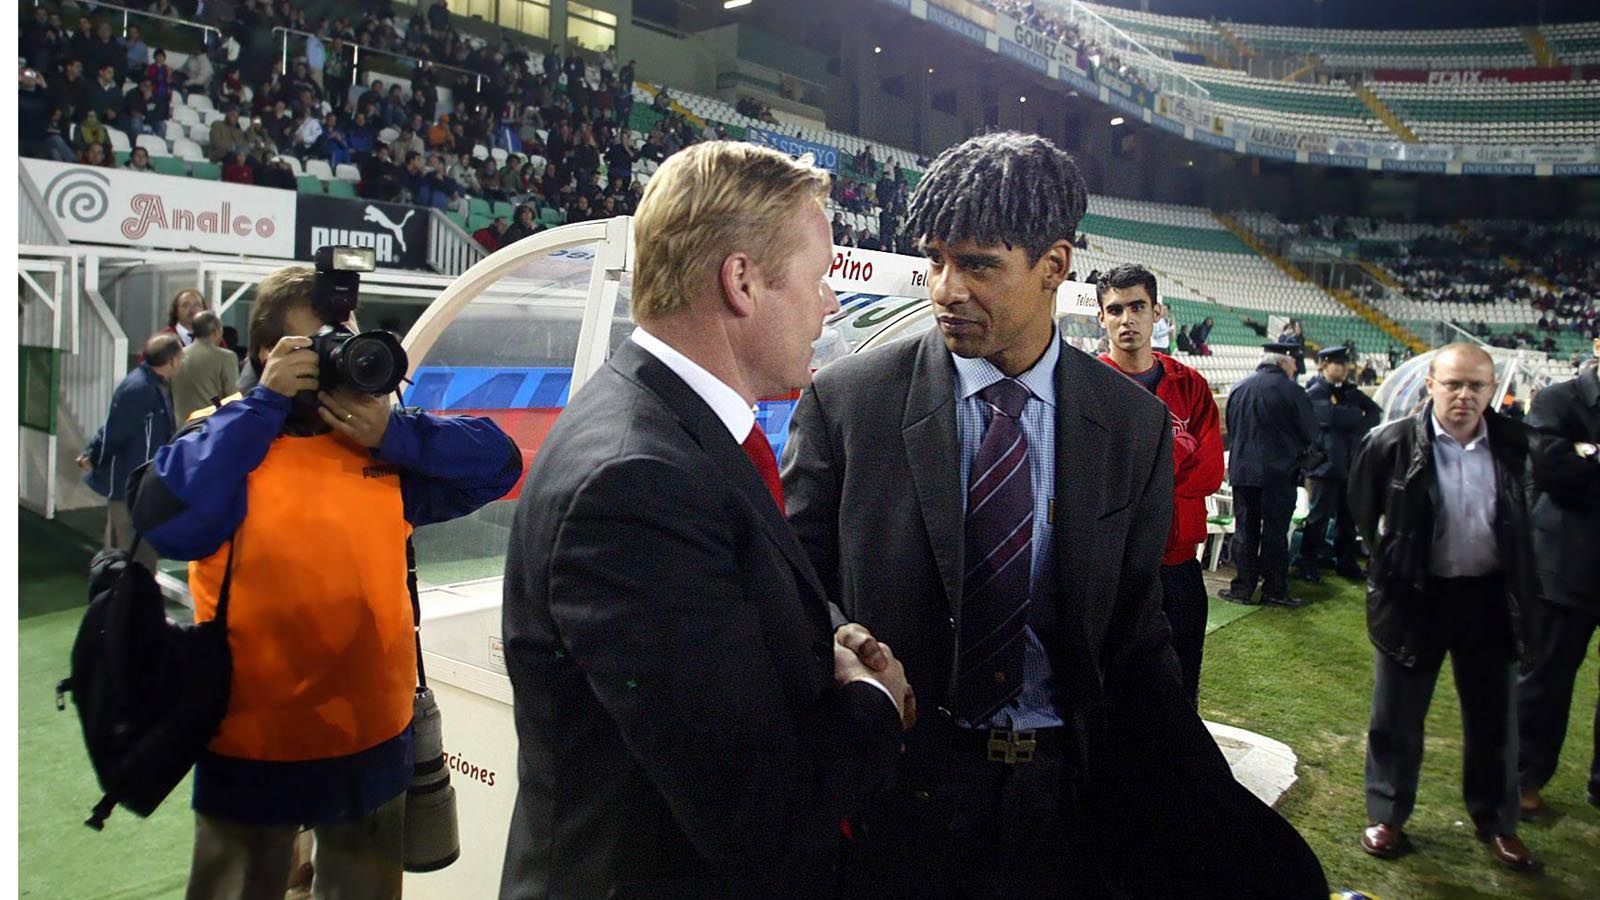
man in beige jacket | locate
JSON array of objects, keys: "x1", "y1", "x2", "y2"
[{"x1": 171, "y1": 310, "x2": 239, "y2": 423}]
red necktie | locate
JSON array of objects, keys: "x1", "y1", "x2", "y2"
[{"x1": 740, "y1": 423, "x2": 784, "y2": 510}]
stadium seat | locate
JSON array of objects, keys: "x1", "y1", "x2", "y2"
[
  {"x1": 190, "y1": 161, "x2": 222, "y2": 180},
  {"x1": 378, "y1": 127, "x2": 400, "y2": 144},
  {"x1": 304, "y1": 159, "x2": 334, "y2": 180},
  {"x1": 114, "y1": 150, "x2": 130, "y2": 166},
  {"x1": 324, "y1": 179, "x2": 358, "y2": 199},
  {"x1": 492, "y1": 201, "x2": 515, "y2": 219},
  {"x1": 162, "y1": 121, "x2": 187, "y2": 143},
  {"x1": 188, "y1": 95, "x2": 215, "y2": 113},
  {"x1": 334, "y1": 163, "x2": 362, "y2": 182},
  {"x1": 171, "y1": 138, "x2": 206, "y2": 161},
  {"x1": 136, "y1": 134, "x2": 171, "y2": 157},
  {"x1": 275, "y1": 155, "x2": 304, "y2": 175},
  {"x1": 447, "y1": 211, "x2": 470, "y2": 230},
  {"x1": 468, "y1": 198, "x2": 492, "y2": 220},
  {"x1": 490, "y1": 148, "x2": 509, "y2": 165},
  {"x1": 467, "y1": 212, "x2": 492, "y2": 232},
  {"x1": 106, "y1": 128, "x2": 131, "y2": 152},
  {"x1": 296, "y1": 175, "x2": 325, "y2": 193},
  {"x1": 151, "y1": 157, "x2": 189, "y2": 177}
]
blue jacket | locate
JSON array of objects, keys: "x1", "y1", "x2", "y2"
[
  {"x1": 1303, "y1": 373, "x2": 1381, "y2": 480},
  {"x1": 135, "y1": 386, "x2": 522, "y2": 561},
  {"x1": 84, "y1": 362, "x2": 175, "y2": 501},
  {"x1": 1225, "y1": 363, "x2": 1319, "y2": 487},
  {"x1": 128, "y1": 386, "x2": 521, "y2": 824}
]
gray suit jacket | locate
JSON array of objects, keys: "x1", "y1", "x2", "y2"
[
  {"x1": 171, "y1": 340, "x2": 239, "y2": 424},
  {"x1": 782, "y1": 329, "x2": 1327, "y2": 897}
]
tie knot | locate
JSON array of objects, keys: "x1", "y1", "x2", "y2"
[{"x1": 979, "y1": 378, "x2": 1030, "y2": 419}]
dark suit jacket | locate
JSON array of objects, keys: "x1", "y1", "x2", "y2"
[
  {"x1": 1226, "y1": 363, "x2": 1319, "y2": 487},
  {"x1": 500, "y1": 339, "x2": 902, "y2": 900},
  {"x1": 782, "y1": 330, "x2": 1327, "y2": 898},
  {"x1": 1526, "y1": 366, "x2": 1600, "y2": 614}
]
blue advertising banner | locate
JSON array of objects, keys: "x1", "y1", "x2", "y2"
[
  {"x1": 927, "y1": 5, "x2": 988, "y2": 44},
  {"x1": 1307, "y1": 153, "x2": 1371, "y2": 169},
  {"x1": 1194, "y1": 130, "x2": 1237, "y2": 150},
  {"x1": 747, "y1": 127, "x2": 841, "y2": 172},
  {"x1": 1152, "y1": 115, "x2": 1186, "y2": 136},
  {"x1": 1461, "y1": 162, "x2": 1536, "y2": 176},
  {"x1": 1245, "y1": 142, "x2": 1297, "y2": 162},
  {"x1": 1554, "y1": 163, "x2": 1600, "y2": 176},
  {"x1": 997, "y1": 38, "x2": 1050, "y2": 74},
  {"x1": 1380, "y1": 158, "x2": 1449, "y2": 174}
]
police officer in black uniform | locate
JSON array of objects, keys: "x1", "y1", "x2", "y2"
[
  {"x1": 1297, "y1": 345, "x2": 1383, "y2": 582},
  {"x1": 1219, "y1": 343, "x2": 1320, "y2": 608}
]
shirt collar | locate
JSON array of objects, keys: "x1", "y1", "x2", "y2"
[
  {"x1": 1430, "y1": 411, "x2": 1489, "y2": 451},
  {"x1": 630, "y1": 326, "x2": 756, "y2": 443},
  {"x1": 952, "y1": 326, "x2": 1059, "y2": 409}
]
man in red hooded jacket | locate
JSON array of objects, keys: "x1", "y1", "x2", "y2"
[{"x1": 1097, "y1": 264, "x2": 1224, "y2": 705}]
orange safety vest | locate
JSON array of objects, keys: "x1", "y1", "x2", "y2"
[{"x1": 189, "y1": 430, "x2": 416, "y2": 762}]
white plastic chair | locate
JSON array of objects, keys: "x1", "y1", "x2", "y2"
[
  {"x1": 136, "y1": 134, "x2": 171, "y2": 157},
  {"x1": 304, "y1": 159, "x2": 334, "y2": 180}
]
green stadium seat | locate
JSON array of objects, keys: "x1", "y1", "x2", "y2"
[
  {"x1": 539, "y1": 207, "x2": 565, "y2": 226},
  {"x1": 491, "y1": 201, "x2": 515, "y2": 219},
  {"x1": 468, "y1": 197, "x2": 492, "y2": 219},
  {"x1": 467, "y1": 213, "x2": 492, "y2": 232},
  {"x1": 296, "y1": 175, "x2": 325, "y2": 194},
  {"x1": 114, "y1": 151, "x2": 130, "y2": 166},
  {"x1": 446, "y1": 211, "x2": 468, "y2": 230},
  {"x1": 189, "y1": 161, "x2": 221, "y2": 180},
  {"x1": 324, "y1": 179, "x2": 358, "y2": 199},
  {"x1": 151, "y1": 157, "x2": 189, "y2": 177}
]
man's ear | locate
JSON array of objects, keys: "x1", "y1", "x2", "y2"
[
  {"x1": 717, "y1": 252, "x2": 758, "y2": 319},
  {"x1": 1038, "y1": 240, "x2": 1074, "y2": 293}
]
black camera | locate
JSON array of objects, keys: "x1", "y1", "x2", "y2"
[{"x1": 309, "y1": 246, "x2": 408, "y2": 397}]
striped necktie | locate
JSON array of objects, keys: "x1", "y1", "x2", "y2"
[{"x1": 957, "y1": 378, "x2": 1034, "y2": 724}]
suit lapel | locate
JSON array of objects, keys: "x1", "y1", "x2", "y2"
[
  {"x1": 901, "y1": 331, "x2": 966, "y2": 620},
  {"x1": 610, "y1": 341, "x2": 829, "y2": 605},
  {"x1": 1051, "y1": 345, "x2": 1112, "y2": 712}
]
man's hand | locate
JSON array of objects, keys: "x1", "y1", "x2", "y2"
[
  {"x1": 75, "y1": 453, "x2": 93, "y2": 472},
  {"x1": 259, "y1": 336, "x2": 317, "y2": 398},
  {"x1": 317, "y1": 389, "x2": 391, "y2": 449},
  {"x1": 835, "y1": 622, "x2": 891, "y2": 672},
  {"x1": 835, "y1": 641, "x2": 916, "y2": 732}
]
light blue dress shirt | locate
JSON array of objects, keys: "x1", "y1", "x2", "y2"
[
  {"x1": 952, "y1": 330, "x2": 1064, "y2": 731},
  {"x1": 1429, "y1": 415, "x2": 1500, "y2": 578}
]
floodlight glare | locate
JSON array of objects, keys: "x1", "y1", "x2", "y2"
[
  {"x1": 1110, "y1": 116, "x2": 1126, "y2": 126},
  {"x1": 723, "y1": 0, "x2": 752, "y2": 8}
]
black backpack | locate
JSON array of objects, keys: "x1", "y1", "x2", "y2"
[{"x1": 56, "y1": 539, "x2": 236, "y2": 830}]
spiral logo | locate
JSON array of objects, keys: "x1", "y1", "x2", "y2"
[{"x1": 45, "y1": 168, "x2": 112, "y2": 225}]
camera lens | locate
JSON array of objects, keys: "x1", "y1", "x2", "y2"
[{"x1": 335, "y1": 331, "x2": 407, "y2": 395}]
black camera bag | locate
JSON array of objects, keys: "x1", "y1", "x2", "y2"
[{"x1": 56, "y1": 537, "x2": 236, "y2": 830}]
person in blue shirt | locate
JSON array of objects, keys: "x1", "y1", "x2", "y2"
[
  {"x1": 79, "y1": 333, "x2": 181, "y2": 571},
  {"x1": 129, "y1": 265, "x2": 521, "y2": 897}
]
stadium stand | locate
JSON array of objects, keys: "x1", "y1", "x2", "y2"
[
  {"x1": 1368, "y1": 77, "x2": 1600, "y2": 145},
  {"x1": 16, "y1": 0, "x2": 1594, "y2": 390},
  {"x1": 1222, "y1": 22, "x2": 1535, "y2": 70}
]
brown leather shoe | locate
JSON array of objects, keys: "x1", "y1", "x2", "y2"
[
  {"x1": 1479, "y1": 832, "x2": 1536, "y2": 870},
  {"x1": 1519, "y1": 788, "x2": 1544, "y2": 820},
  {"x1": 1360, "y1": 822, "x2": 1405, "y2": 859}
]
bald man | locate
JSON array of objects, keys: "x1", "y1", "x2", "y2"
[{"x1": 1348, "y1": 344, "x2": 1538, "y2": 870}]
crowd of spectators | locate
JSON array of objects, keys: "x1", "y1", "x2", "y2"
[
  {"x1": 21, "y1": 1, "x2": 928, "y2": 260},
  {"x1": 976, "y1": 0, "x2": 1154, "y2": 94},
  {"x1": 20, "y1": 1, "x2": 727, "y2": 251},
  {"x1": 1377, "y1": 223, "x2": 1600, "y2": 346}
]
